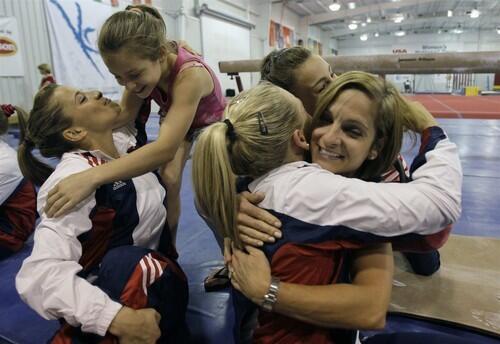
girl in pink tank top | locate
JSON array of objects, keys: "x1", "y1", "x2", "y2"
[{"x1": 44, "y1": 4, "x2": 225, "y2": 245}]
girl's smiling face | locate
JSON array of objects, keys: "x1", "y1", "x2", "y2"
[
  {"x1": 290, "y1": 55, "x2": 336, "y2": 115},
  {"x1": 103, "y1": 49, "x2": 163, "y2": 99}
]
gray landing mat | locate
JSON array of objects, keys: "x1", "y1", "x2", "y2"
[{"x1": 390, "y1": 235, "x2": 500, "y2": 336}]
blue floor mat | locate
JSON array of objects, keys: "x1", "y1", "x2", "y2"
[{"x1": 361, "y1": 314, "x2": 500, "y2": 343}]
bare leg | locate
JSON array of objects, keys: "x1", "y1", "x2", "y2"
[{"x1": 160, "y1": 140, "x2": 192, "y2": 245}]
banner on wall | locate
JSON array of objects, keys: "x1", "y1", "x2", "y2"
[
  {"x1": 391, "y1": 45, "x2": 412, "y2": 54},
  {"x1": 44, "y1": 0, "x2": 121, "y2": 98},
  {"x1": 392, "y1": 44, "x2": 448, "y2": 54},
  {"x1": 269, "y1": 20, "x2": 295, "y2": 49},
  {"x1": 415, "y1": 44, "x2": 447, "y2": 53},
  {"x1": 0, "y1": 17, "x2": 24, "y2": 77}
]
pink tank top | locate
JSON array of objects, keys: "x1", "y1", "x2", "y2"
[{"x1": 135, "y1": 47, "x2": 225, "y2": 146}]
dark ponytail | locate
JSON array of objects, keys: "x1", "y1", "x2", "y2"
[
  {"x1": 17, "y1": 84, "x2": 74, "y2": 186},
  {"x1": 260, "y1": 47, "x2": 311, "y2": 91}
]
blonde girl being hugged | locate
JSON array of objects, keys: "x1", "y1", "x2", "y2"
[
  {"x1": 44, "y1": 5, "x2": 225, "y2": 243},
  {"x1": 192, "y1": 81, "x2": 461, "y2": 343}
]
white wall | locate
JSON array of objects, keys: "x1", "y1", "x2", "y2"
[
  {"x1": 249, "y1": 1, "x2": 270, "y2": 86},
  {"x1": 337, "y1": 30, "x2": 500, "y2": 55},
  {"x1": 177, "y1": 0, "x2": 334, "y2": 88},
  {"x1": 270, "y1": 2, "x2": 301, "y2": 41},
  {"x1": 0, "y1": 0, "x2": 51, "y2": 109},
  {"x1": 0, "y1": 0, "x2": 340, "y2": 107},
  {"x1": 0, "y1": 0, "x2": 173, "y2": 109},
  {"x1": 270, "y1": 3, "x2": 334, "y2": 56}
]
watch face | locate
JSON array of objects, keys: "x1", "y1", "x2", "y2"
[{"x1": 261, "y1": 278, "x2": 280, "y2": 312}]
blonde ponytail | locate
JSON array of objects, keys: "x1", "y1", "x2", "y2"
[
  {"x1": 192, "y1": 82, "x2": 304, "y2": 247},
  {"x1": 192, "y1": 122, "x2": 240, "y2": 247}
]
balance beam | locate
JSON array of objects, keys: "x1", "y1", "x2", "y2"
[{"x1": 219, "y1": 51, "x2": 500, "y2": 91}]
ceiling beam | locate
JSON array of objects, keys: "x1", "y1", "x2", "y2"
[
  {"x1": 330, "y1": 16, "x2": 470, "y2": 38},
  {"x1": 314, "y1": 0, "x2": 329, "y2": 12},
  {"x1": 309, "y1": 0, "x2": 438, "y2": 25},
  {"x1": 328, "y1": 14, "x2": 498, "y2": 38},
  {"x1": 297, "y1": 2, "x2": 315, "y2": 15}
]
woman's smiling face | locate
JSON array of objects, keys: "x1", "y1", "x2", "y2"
[{"x1": 310, "y1": 88, "x2": 379, "y2": 176}]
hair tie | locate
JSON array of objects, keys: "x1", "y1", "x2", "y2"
[
  {"x1": 1, "y1": 104, "x2": 15, "y2": 118},
  {"x1": 23, "y1": 135, "x2": 35, "y2": 147},
  {"x1": 224, "y1": 119, "x2": 237, "y2": 142}
]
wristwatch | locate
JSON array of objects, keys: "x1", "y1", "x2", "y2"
[{"x1": 261, "y1": 276, "x2": 280, "y2": 312}]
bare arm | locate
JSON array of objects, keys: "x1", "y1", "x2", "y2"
[
  {"x1": 230, "y1": 244, "x2": 393, "y2": 329},
  {"x1": 45, "y1": 67, "x2": 213, "y2": 217},
  {"x1": 236, "y1": 103, "x2": 439, "y2": 247},
  {"x1": 111, "y1": 89, "x2": 144, "y2": 129}
]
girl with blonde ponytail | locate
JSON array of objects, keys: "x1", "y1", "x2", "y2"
[
  {"x1": 193, "y1": 82, "x2": 306, "y2": 249},
  {"x1": 0, "y1": 104, "x2": 36, "y2": 259},
  {"x1": 191, "y1": 80, "x2": 462, "y2": 342}
]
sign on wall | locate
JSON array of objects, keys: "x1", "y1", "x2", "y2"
[
  {"x1": 415, "y1": 44, "x2": 447, "y2": 53},
  {"x1": 269, "y1": 20, "x2": 295, "y2": 49},
  {"x1": 0, "y1": 17, "x2": 24, "y2": 77},
  {"x1": 44, "y1": 0, "x2": 121, "y2": 98}
]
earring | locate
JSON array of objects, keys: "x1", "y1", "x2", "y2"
[{"x1": 368, "y1": 153, "x2": 377, "y2": 160}]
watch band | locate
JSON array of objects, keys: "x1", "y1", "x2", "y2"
[{"x1": 261, "y1": 276, "x2": 280, "y2": 312}]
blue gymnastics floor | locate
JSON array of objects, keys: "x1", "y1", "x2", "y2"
[{"x1": 1, "y1": 116, "x2": 499, "y2": 343}]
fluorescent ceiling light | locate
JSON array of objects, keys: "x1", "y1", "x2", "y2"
[
  {"x1": 348, "y1": 23, "x2": 358, "y2": 30},
  {"x1": 366, "y1": 17, "x2": 371, "y2": 23},
  {"x1": 394, "y1": 13, "x2": 405, "y2": 23},
  {"x1": 361, "y1": 22, "x2": 367, "y2": 27},
  {"x1": 329, "y1": 1, "x2": 341, "y2": 12},
  {"x1": 447, "y1": 10, "x2": 453, "y2": 17},
  {"x1": 470, "y1": 9, "x2": 480, "y2": 18},
  {"x1": 395, "y1": 29, "x2": 406, "y2": 36},
  {"x1": 360, "y1": 34, "x2": 368, "y2": 41},
  {"x1": 347, "y1": 2, "x2": 356, "y2": 9},
  {"x1": 374, "y1": 32, "x2": 380, "y2": 37},
  {"x1": 453, "y1": 26, "x2": 463, "y2": 34},
  {"x1": 497, "y1": 27, "x2": 500, "y2": 35}
]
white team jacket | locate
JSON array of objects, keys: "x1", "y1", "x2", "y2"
[
  {"x1": 16, "y1": 126, "x2": 167, "y2": 336},
  {"x1": 250, "y1": 127, "x2": 462, "y2": 236},
  {"x1": 0, "y1": 139, "x2": 23, "y2": 205}
]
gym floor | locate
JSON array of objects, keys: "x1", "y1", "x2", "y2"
[{"x1": 1, "y1": 107, "x2": 499, "y2": 343}]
